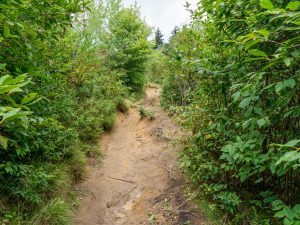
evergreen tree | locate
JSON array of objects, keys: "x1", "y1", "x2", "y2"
[
  {"x1": 154, "y1": 28, "x2": 164, "y2": 49},
  {"x1": 170, "y1": 26, "x2": 180, "y2": 39}
]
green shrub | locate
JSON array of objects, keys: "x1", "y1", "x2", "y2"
[
  {"x1": 108, "y1": 8, "x2": 152, "y2": 94},
  {"x1": 146, "y1": 50, "x2": 170, "y2": 84},
  {"x1": 162, "y1": 0, "x2": 300, "y2": 223},
  {"x1": 0, "y1": 0, "x2": 150, "y2": 223},
  {"x1": 138, "y1": 106, "x2": 155, "y2": 120},
  {"x1": 117, "y1": 99, "x2": 131, "y2": 113}
]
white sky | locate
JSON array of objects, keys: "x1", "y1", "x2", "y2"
[{"x1": 122, "y1": 0, "x2": 198, "y2": 40}]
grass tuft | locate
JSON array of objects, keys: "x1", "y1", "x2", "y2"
[
  {"x1": 138, "y1": 106, "x2": 155, "y2": 120},
  {"x1": 29, "y1": 198, "x2": 72, "y2": 225}
]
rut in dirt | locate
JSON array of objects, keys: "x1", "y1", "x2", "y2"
[{"x1": 74, "y1": 86, "x2": 206, "y2": 225}]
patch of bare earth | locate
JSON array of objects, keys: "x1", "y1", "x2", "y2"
[{"x1": 74, "y1": 87, "x2": 207, "y2": 225}]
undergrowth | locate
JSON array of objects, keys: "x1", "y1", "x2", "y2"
[
  {"x1": 0, "y1": 0, "x2": 150, "y2": 224},
  {"x1": 138, "y1": 106, "x2": 155, "y2": 121},
  {"x1": 157, "y1": 0, "x2": 300, "y2": 223}
]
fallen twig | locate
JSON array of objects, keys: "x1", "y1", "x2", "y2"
[
  {"x1": 107, "y1": 176, "x2": 135, "y2": 184},
  {"x1": 168, "y1": 198, "x2": 190, "y2": 216},
  {"x1": 177, "y1": 210, "x2": 201, "y2": 218}
]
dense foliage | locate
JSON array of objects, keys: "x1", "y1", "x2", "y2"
[
  {"x1": 160, "y1": 0, "x2": 300, "y2": 224},
  {"x1": 0, "y1": 0, "x2": 150, "y2": 224}
]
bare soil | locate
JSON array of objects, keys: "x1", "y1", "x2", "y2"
[{"x1": 74, "y1": 87, "x2": 207, "y2": 225}]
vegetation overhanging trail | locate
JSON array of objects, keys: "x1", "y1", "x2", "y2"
[{"x1": 1, "y1": 0, "x2": 300, "y2": 224}]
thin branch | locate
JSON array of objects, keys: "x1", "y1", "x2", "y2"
[{"x1": 107, "y1": 176, "x2": 135, "y2": 184}]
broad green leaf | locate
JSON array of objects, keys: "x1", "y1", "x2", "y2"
[
  {"x1": 7, "y1": 74, "x2": 27, "y2": 85},
  {"x1": 284, "y1": 79, "x2": 296, "y2": 89},
  {"x1": 284, "y1": 206, "x2": 295, "y2": 220},
  {"x1": 286, "y1": 139, "x2": 300, "y2": 147},
  {"x1": 239, "y1": 97, "x2": 252, "y2": 109},
  {"x1": 0, "y1": 85, "x2": 23, "y2": 95},
  {"x1": 0, "y1": 108, "x2": 29, "y2": 124},
  {"x1": 291, "y1": 50, "x2": 300, "y2": 58},
  {"x1": 21, "y1": 93, "x2": 37, "y2": 104},
  {"x1": 245, "y1": 40, "x2": 260, "y2": 50},
  {"x1": 0, "y1": 135, "x2": 8, "y2": 149},
  {"x1": 276, "y1": 151, "x2": 300, "y2": 165},
  {"x1": 275, "y1": 82, "x2": 284, "y2": 93},
  {"x1": 284, "y1": 57, "x2": 293, "y2": 66},
  {"x1": 257, "y1": 117, "x2": 270, "y2": 128},
  {"x1": 284, "y1": 217, "x2": 294, "y2": 225},
  {"x1": 260, "y1": 0, "x2": 274, "y2": 10},
  {"x1": 286, "y1": 1, "x2": 300, "y2": 10},
  {"x1": 293, "y1": 204, "x2": 300, "y2": 218},
  {"x1": 272, "y1": 199, "x2": 284, "y2": 207},
  {"x1": 249, "y1": 49, "x2": 266, "y2": 57},
  {"x1": 275, "y1": 79, "x2": 296, "y2": 93},
  {"x1": 232, "y1": 91, "x2": 241, "y2": 102},
  {"x1": 0, "y1": 75, "x2": 12, "y2": 85},
  {"x1": 1, "y1": 108, "x2": 21, "y2": 122},
  {"x1": 257, "y1": 29, "x2": 270, "y2": 36},
  {"x1": 274, "y1": 210, "x2": 285, "y2": 218}
]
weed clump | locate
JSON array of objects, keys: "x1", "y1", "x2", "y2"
[{"x1": 138, "y1": 106, "x2": 155, "y2": 121}]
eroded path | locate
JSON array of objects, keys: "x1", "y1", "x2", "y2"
[{"x1": 75, "y1": 87, "x2": 206, "y2": 225}]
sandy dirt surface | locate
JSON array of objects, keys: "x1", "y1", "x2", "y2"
[{"x1": 74, "y1": 86, "x2": 206, "y2": 225}]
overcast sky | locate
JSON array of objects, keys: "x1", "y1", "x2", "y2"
[{"x1": 122, "y1": 0, "x2": 198, "y2": 40}]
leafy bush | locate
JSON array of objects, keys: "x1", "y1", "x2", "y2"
[
  {"x1": 162, "y1": 0, "x2": 300, "y2": 223},
  {"x1": 108, "y1": 8, "x2": 152, "y2": 94},
  {"x1": 145, "y1": 50, "x2": 170, "y2": 84},
  {"x1": 138, "y1": 106, "x2": 155, "y2": 120},
  {"x1": 0, "y1": 0, "x2": 150, "y2": 223}
]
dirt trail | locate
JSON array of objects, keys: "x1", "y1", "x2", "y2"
[{"x1": 75, "y1": 87, "x2": 206, "y2": 225}]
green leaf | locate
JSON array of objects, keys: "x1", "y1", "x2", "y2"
[
  {"x1": 291, "y1": 50, "x2": 300, "y2": 58},
  {"x1": 0, "y1": 75, "x2": 12, "y2": 85},
  {"x1": 260, "y1": 0, "x2": 274, "y2": 10},
  {"x1": 286, "y1": 139, "x2": 300, "y2": 147},
  {"x1": 293, "y1": 204, "x2": 300, "y2": 218},
  {"x1": 21, "y1": 93, "x2": 37, "y2": 104},
  {"x1": 275, "y1": 79, "x2": 296, "y2": 93},
  {"x1": 232, "y1": 91, "x2": 241, "y2": 102},
  {"x1": 3, "y1": 24, "x2": 10, "y2": 37},
  {"x1": 276, "y1": 151, "x2": 300, "y2": 165},
  {"x1": 257, "y1": 29, "x2": 270, "y2": 36},
  {"x1": 272, "y1": 199, "x2": 284, "y2": 207},
  {"x1": 286, "y1": 1, "x2": 300, "y2": 10},
  {"x1": 284, "y1": 57, "x2": 293, "y2": 66},
  {"x1": 0, "y1": 108, "x2": 29, "y2": 124},
  {"x1": 249, "y1": 49, "x2": 267, "y2": 57},
  {"x1": 257, "y1": 117, "x2": 270, "y2": 128},
  {"x1": 284, "y1": 206, "x2": 295, "y2": 220},
  {"x1": 274, "y1": 210, "x2": 285, "y2": 218},
  {"x1": 239, "y1": 97, "x2": 252, "y2": 108},
  {"x1": 285, "y1": 78, "x2": 296, "y2": 89},
  {"x1": 284, "y1": 217, "x2": 294, "y2": 225},
  {"x1": 0, "y1": 135, "x2": 8, "y2": 149},
  {"x1": 7, "y1": 74, "x2": 27, "y2": 85},
  {"x1": 1, "y1": 108, "x2": 20, "y2": 121}
]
